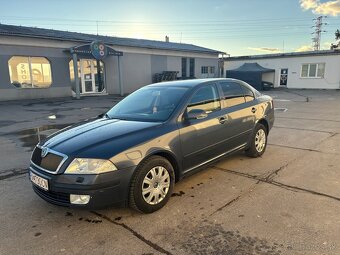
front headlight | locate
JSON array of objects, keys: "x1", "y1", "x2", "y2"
[{"x1": 64, "y1": 158, "x2": 117, "y2": 174}]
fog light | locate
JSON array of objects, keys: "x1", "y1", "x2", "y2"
[{"x1": 70, "y1": 194, "x2": 90, "y2": 205}]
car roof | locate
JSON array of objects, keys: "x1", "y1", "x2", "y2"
[{"x1": 147, "y1": 78, "x2": 241, "y2": 88}]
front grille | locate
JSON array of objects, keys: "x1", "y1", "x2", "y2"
[
  {"x1": 33, "y1": 185, "x2": 70, "y2": 205},
  {"x1": 31, "y1": 147, "x2": 64, "y2": 172}
]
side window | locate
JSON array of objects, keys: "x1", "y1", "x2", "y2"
[
  {"x1": 187, "y1": 85, "x2": 221, "y2": 114},
  {"x1": 220, "y1": 82, "x2": 245, "y2": 107},
  {"x1": 241, "y1": 85, "x2": 255, "y2": 102}
]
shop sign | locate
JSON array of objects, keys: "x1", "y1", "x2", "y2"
[{"x1": 91, "y1": 41, "x2": 108, "y2": 60}]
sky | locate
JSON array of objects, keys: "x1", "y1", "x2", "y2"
[{"x1": 0, "y1": 0, "x2": 339, "y2": 56}]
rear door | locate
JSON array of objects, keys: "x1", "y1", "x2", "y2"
[
  {"x1": 218, "y1": 81, "x2": 257, "y2": 149},
  {"x1": 178, "y1": 83, "x2": 228, "y2": 172},
  {"x1": 239, "y1": 82, "x2": 258, "y2": 140}
]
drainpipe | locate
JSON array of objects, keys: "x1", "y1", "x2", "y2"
[{"x1": 72, "y1": 52, "x2": 80, "y2": 99}]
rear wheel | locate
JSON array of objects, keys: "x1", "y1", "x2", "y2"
[
  {"x1": 129, "y1": 156, "x2": 175, "y2": 213},
  {"x1": 245, "y1": 123, "x2": 267, "y2": 158}
]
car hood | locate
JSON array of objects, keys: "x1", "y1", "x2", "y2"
[{"x1": 41, "y1": 118, "x2": 162, "y2": 156}]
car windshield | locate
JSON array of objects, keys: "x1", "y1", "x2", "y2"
[{"x1": 106, "y1": 86, "x2": 189, "y2": 122}]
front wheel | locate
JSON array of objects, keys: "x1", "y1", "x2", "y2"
[
  {"x1": 129, "y1": 156, "x2": 175, "y2": 213},
  {"x1": 245, "y1": 123, "x2": 268, "y2": 158}
]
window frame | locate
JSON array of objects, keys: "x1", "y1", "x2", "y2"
[
  {"x1": 240, "y1": 84, "x2": 255, "y2": 103},
  {"x1": 209, "y1": 66, "x2": 215, "y2": 74},
  {"x1": 300, "y1": 63, "x2": 325, "y2": 79},
  {"x1": 8, "y1": 55, "x2": 53, "y2": 89}
]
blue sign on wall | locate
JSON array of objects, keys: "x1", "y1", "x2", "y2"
[{"x1": 91, "y1": 41, "x2": 108, "y2": 60}]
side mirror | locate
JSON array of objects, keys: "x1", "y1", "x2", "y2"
[
  {"x1": 187, "y1": 109, "x2": 208, "y2": 120},
  {"x1": 97, "y1": 113, "x2": 105, "y2": 118}
]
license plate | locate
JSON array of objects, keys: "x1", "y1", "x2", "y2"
[{"x1": 30, "y1": 172, "x2": 49, "y2": 191}]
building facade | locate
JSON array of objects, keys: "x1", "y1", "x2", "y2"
[
  {"x1": 0, "y1": 24, "x2": 223, "y2": 101},
  {"x1": 225, "y1": 50, "x2": 340, "y2": 89}
]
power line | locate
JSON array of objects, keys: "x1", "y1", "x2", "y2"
[
  {"x1": 0, "y1": 15, "x2": 324, "y2": 25},
  {"x1": 1, "y1": 15, "x2": 337, "y2": 49},
  {"x1": 4, "y1": 20, "x2": 339, "y2": 34}
]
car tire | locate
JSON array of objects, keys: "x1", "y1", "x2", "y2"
[
  {"x1": 245, "y1": 123, "x2": 268, "y2": 158},
  {"x1": 129, "y1": 156, "x2": 175, "y2": 213}
]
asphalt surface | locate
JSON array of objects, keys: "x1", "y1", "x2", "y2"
[{"x1": 0, "y1": 89, "x2": 340, "y2": 255}]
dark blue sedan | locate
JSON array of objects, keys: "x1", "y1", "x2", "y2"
[{"x1": 29, "y1": 78, "x2": 274, "y2": 213}]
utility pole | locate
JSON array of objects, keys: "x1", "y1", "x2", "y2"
[{"x1": 312, "y1": 16, "x2": 327, "y2": 51}]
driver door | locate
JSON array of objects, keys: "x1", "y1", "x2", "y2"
[{"x1": 178, "y1": 83, "x2": 228, "y2": 173}]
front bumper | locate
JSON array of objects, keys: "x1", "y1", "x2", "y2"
[{"x1": 29, "y1": 164, "x2": 136, "y2": 209}]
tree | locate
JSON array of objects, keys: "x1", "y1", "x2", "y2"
[
  {"x1": 335, "y1": 29, "x2": 340, "y2": 40},
  {"x1": 330, "y1": 29, "x2": 340, "y2": 50}
]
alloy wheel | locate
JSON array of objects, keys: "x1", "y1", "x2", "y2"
[
  {"x1": 255, "y1": 129, "x2": 266, "y2": 153},
  {"x1": 142, "y1": 166, "x2": 170, "y2": 205}
]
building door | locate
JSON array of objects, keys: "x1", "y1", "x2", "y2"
[
  {"x1": 80, "y1": 59, "x2": 96, "y2": 93},
  {"x1": 279, "y1": 68, "x2": 288, "y2": 86}
]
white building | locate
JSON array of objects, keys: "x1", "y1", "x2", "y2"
[{"x1": 225, "y1": 50, "x2": 340, "y2": 89}]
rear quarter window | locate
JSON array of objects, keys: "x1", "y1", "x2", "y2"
[{"x1": 241, "y1": 85, "x2": 255, "y2": 102}]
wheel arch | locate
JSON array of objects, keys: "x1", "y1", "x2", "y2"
[
  {"x1": 139, "y1": 150, "x2": 181, "y2": 182},
  {"x1": 257, "y1": 118, "x2": 269, "y2": 134}
]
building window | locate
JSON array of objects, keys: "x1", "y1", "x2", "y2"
[
  {"x1": 201, "y1": 66, "x2": 215, "y2": 74},
  {"x1": 301, "y1": 63, "x2": 325, "y2": 78},
  {"x1": 181, "y1": 58, "x2": 187, "y2": 78},
  {"x1": 201, "y1": 66, "x2": 208, "y2": 74},
  {"x1": 189, "y1": 58, "x2": 195, "y2": 78},
  {"x1": 8, "y1": 56, "x2": 52, "y2": 88}
]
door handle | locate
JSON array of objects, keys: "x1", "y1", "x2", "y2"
[
  {"x1": 251, "y1": 107, "x2": 257, "y2": 113},
  {"x1": 219, "y1": 116, "x2": 227, "y2": 124}
]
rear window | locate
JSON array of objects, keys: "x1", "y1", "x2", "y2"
[
  {"x1": 187, "y1": 84, "x2": 221, "y2": 114},
  {"x1": 220, "y1": 82, "x2": 245, "y2": 107}
]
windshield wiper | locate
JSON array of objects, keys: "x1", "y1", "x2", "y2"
[{"x1": 107, "y1": 115, "x2": 129, "y2": 121}]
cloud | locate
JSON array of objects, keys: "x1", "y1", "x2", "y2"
[
  {"x1": 315, "y1": 0, "x2": 340, "y2": 15},
  {"x1": 300, "y1": 0, "x2": 340, "y2": 16},
  {"x1": 295, "y1": 45, "x2": 313, "y2": 52},
  {"x1": 295, "y1": 42, "x2": 333, "y2": 52},
  {"x1": 300, "y1": 0, "x2": 319, "y2": 10},
  {"x1": 247, "y1": 47, "x2": 281, "y2": 53}
]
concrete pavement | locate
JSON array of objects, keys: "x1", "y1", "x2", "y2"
[{"x1": 1, "y1": 89, "x2": 340, "y2": 255}]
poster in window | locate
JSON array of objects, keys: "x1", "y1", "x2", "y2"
[{"x1": 280, "y1": 69, "x2": 288, "y2": 86}]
